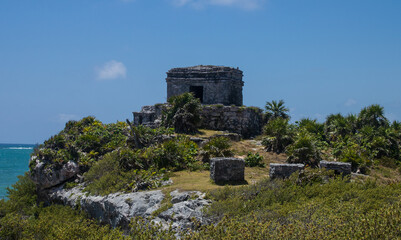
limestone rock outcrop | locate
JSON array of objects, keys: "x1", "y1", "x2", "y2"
[
  {"x1": 30, "y1": 156, "x2": 80, "y2": 189},
  {"x1": 49, "y1": 186, "x2": 210, "y2": 232}
]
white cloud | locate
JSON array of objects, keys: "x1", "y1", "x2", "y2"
[
  {"x1": 171, "y1": 0, "x2": 265, "y2": 10},
  {"x1": 58, "y1": 114, "x2": 78, "y2": 122},
  {"x1": 345, "y1": 98, "x2": 357, "y2": 107},
  {"x1": 95, "y1": 60, "x2": 127, "y2": 80}
]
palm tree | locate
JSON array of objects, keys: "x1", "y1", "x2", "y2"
[
  {"x1": 262, "y1": 117, "x2": 293, "y2": 153},
  {"x1": 357, "y1": 104, "x2": 389, "y2": 129},
  {"x1": 265, "y1": 100, "x2": 290, "y2": 121},
  {"x1": 324, "y1": 113, "x2": 356, "y2": 142}
]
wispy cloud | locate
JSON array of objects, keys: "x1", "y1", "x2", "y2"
[
  {"x1": 171, "y1": 0, "x2": 265, "y2": 10},
  {"x1": 95, "y1": 60, "x2": 127, "y2": 80},
  {"x1": 345, "y1": 98, "x2": 357, "y2": 107}
]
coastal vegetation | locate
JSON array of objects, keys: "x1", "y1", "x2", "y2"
[
  {"x1": 2, "y1": 96, "x2": 401, "y2": 239},
  {"x1": 262, "y1": 102, "x2": 401, "y2": 172},
  {"x1": 161, "y1": 92, "x2": 202, "y2": 134}
]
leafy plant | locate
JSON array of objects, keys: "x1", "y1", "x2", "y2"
[
  {"x1": 262, "y1": 117, "x2": 293, "y2": 153},
  {"x1": 264, "y1": 99, "x2": 290, "y2": 122},
  {"x1": 244, "y1": 152, "x2": 265, "y2": 167},
  {"x1": 162, "y1": 92, "x2": 202, "y2": 134},
  {"x1": 200, "y1": 137, "x2": 234, "y2": 162},
  {"x1": 286, "y1": 131, "x2": 321, "y2": 167}
]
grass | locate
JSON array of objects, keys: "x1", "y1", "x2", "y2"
[
  {"x1": 369, "y1": 165, "x2": 401, "y2": 184},
  {"x1": 160, "y1": 167, "x2": 269, "y2": 193},
  {"x1": 231, "y1": 140, "x2": 287, "y2": 165},
  {"x1": 190, "y1": 129, "x2": 226, "y2": 138}
]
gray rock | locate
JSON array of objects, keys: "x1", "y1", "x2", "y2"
[
  {"x1": 154, "y1": 190, "x2": 211, "y2": 232},
  {"x1": 320, "y1": 160, "x2": 352, "y2": 175},
  {"x1": 50, "y1": 187, "x2": 164, "y2": 229},
  {"x1": 30, "y1": 159, "x2": 79, "y2": 189},
  {"x1": 269, "y1": 163, "x2": 305, "y2": 179},
  {"x1": 210, "y1": 157, "x2": 245, "y2": 183},
  {"x1": 170, "y1": 190, "x2": 190, "y2": 204},
  {"x1": 213, "y1": 133, "x2": 241, "y2": 142},
  {"x1": 49, "y1": 187, "x2": 210, "y2": 233}
]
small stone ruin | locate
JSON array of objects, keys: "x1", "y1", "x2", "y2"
[
  {"x1": 269, "y1": 161, "x2": 353, "y2": 179},
  {"x1": 319, "y1": 160, "x2": 352, "y2": 176},
  {"x1": 210, "y1": 157, "x2": 245, "y2": 183},
  {"x1": 269, "y1": 163, "x2": 305, "y2": 179}
]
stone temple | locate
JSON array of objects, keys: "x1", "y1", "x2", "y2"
[
  {"x1": 133, "y1": 65, "x2": 263, "y2": 138},
  {"x1": 166, "y1": 65, "x2": 244, "y2": 106}
]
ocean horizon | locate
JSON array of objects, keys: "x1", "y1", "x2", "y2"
[{"x1": 0, "y1": 143, "x2": 35, "y2": 199}]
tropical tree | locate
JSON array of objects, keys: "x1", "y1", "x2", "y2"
[
  {"x1": 297, "y1": 118, "x2": 324, "y2": 138},
  {"x1": 357, "y1": 104, "x2": 389, "y2": 129},
  {"x1": 286, "y1": 130, "x2": 321, "y2": 167},
  {"x1": 264, "y1": 100, "x2": 290, "y2": 122},
  {"x1": 262, "y1": 117, "x2": 293, "y2": 153},
  {"x1": 161, "y1": 92, "x2": 202, "y2": 134},
  {"x1": 324, "y1": 113, "x2": 356, "y2": 142}
]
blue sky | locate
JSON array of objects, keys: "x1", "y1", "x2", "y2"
[{"x1": 1, "y1": 0, "x2": 400, "y2": 144}]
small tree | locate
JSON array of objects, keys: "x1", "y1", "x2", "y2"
[
  {"x1": 262, "y1": 117, "x2": 293, "y2": 153},
  {"x1": 357, "y1": 104, "x2": 389, "y2": 129},
  {"x1": 162, "y1": 92, "x2": 202, "y2": 134},
  {"x1": 264, "y1": 100, "x2": 290, "y2": 122},
  {"x1": 286, "y1": 131, "x2": 321, "y2": 167}
]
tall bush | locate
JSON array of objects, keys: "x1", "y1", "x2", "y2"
[{"x1": 162, "y1": 92, "x2": 202, "y2": 134}]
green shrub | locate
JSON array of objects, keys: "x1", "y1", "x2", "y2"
[
  {"x1": 129, "y1": 217, "x2": 176, "y2": 239},
  {"x1": 286, "y1": 131, "x2": 321, "y2": 167},
  {"x1": 31, "y1": 117, "x2": 129, "y2": 172},
  {"x1": 145, "y1": 136, "x2": 200, "y2": 171},
  {"x1": 244, "y1": 152, "x2": 265, "y2": 167},
  {"x1": 162, "y1": 92, "x2": 202, "y2": 134},
  {"x1": 262, "y1": 117, "x2": 293, "y2": 153},
  {"x1": 199, "y1": 172, "x2": 401, "y2": 239},
  {"x1": 200, "y1": 137, "x2": 233, "y2": 162},
  {"x1": 83, "y1": 152, "x2": 166, "y2": 196},
  {"x1": 0, "y1": 205, "x2": 125, "y2": 239},
  {"x1": 0, "y1": 173, "x2": 37, "y2": 216},
  {"x1": 126, "y1": 124, "x2": 174, "y2": 149}
]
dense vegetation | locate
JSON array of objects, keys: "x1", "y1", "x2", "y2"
[
  {"x1": 3, "y1": 96, "x2": 401, "y2": 239},
  {"x1": 3, "y1": 169, "x2": 401, "y2": 239},
  {"x1": 262, "y1": 102, "x2": 401, "y2": 172},
  {"x1": 30, "y1": 116, "x2": 128, "y2": 169}
]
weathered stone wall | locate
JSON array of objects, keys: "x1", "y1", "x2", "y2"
[
  {"x1": 201, "y1": 105, "x2": 263, "y2": 138},
  {"x1": 133, "y1": 104, "x2": 165, "y2": 128},
  {"x1": 133, "y1": 104, "x2": 263, "y2": 138},
  {"x1": 269, "y1": 163, "x2": 305, "y2": 179},
  {"x1": 320, "y1": 161, "x2": 352, "y2": 175},
  {"x1": 210, "y1": 157, "x2": 245, "y2": 183},
  {"x1": 166, "y1": 65, "x2": 244, "y2": 106}
]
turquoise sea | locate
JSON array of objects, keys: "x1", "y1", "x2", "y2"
[{"x1": 0, "y1": 144, "x2": 35, "y2": 199}]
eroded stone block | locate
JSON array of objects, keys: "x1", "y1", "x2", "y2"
[
  {"x1": 269, "y1": 163, "x2": 304, "y2": 179},
  {"x1": 210, "y1": 157, "x2": 245, "y2": 183},
  {"x1": 320, "y1": 161, "x2": 352, "y2": 175}
]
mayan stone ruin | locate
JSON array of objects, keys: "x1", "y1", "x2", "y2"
[
  {"x1": 269, "y1": 163, "x2": 305, "y2": 179},
  {"x1": 166, "y1": 65, "x2": 244, "y2": 106},
  {"x1": 133, "y1": 65, "x2": 263, "y2": 138},
  {"x1": 320, "y1": 160, "x2": 352, "y2": 176},
  {"x1": 210, "y1": 157, "x2": 245, "y2": 183}
]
